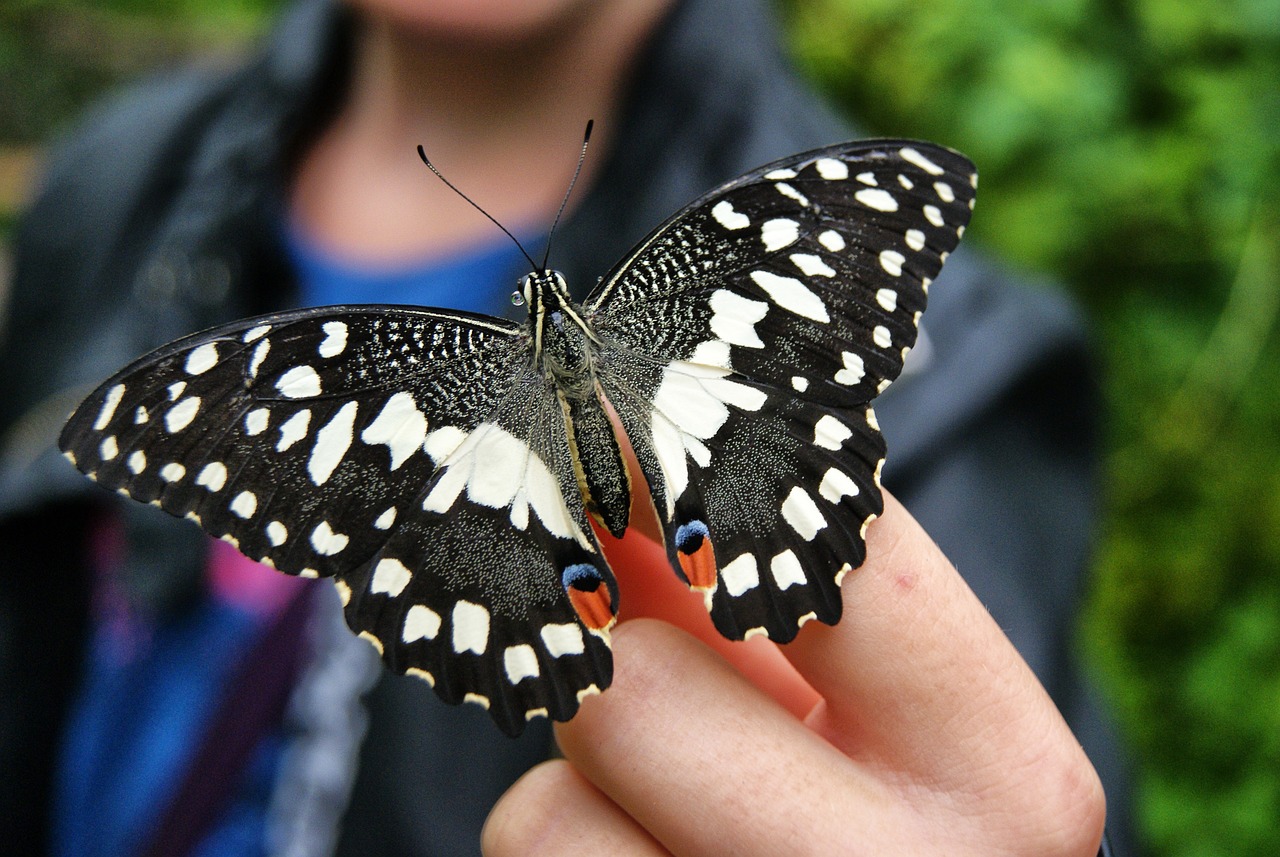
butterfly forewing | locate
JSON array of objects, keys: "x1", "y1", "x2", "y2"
[
  {"x1": 586, "y1": 140, "x2": 976, "y2": 641},
  {"x1": 60, "y1": 305, "x2": 617, "y2": 735}
]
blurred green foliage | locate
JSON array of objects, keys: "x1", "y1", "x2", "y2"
[
  {"x1": 0, "y1": 0, "x2": 276, "y2": 144},
  {"x1": 2, "y1": 1, "x2": 1278, "y2": 855},
  {"x1": 781, "y1": 0, "x2": 1280, "y2": 854}
]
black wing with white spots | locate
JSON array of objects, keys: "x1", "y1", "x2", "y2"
[
  {"x1": 60, "y1": 306, "x2": 617, "y2": 735},
  {"x1": 585, "y1": 140, "x2": 976, "y2": 641}
]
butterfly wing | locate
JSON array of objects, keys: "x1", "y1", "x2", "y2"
[
  {"x1": 586, "y1": 140, "x2": 976, "y2": 641},
  {"x1": 59, "y1": 306, "x2": 615, "y2": 734}
]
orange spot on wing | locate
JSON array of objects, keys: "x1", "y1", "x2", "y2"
[
  {"x1": 569, "y1": 585, "x2": 615, "y2": 631},
  {"x1": 678, "y1": 537, "x2": 717, "y2": 590}
]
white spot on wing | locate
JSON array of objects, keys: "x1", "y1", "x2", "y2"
[
  {"x1": 934, "y1": 181, "x2": 955, "y2": 203},
  {"x1": 770, "y1": 550, "x2": 807, "y2": 590},
  {"x1": 185, "y1": 343, "x2": 218, "y2": 375},
  {"x1": 879, "y1": 250, "x2": 906, "y2": 277},
  {"x1": 422, "y1": 424, "x2": 589, "y2": 546},
  {"x1": 319, "y1": 321, "x2": 348, "y2": 358},
  {"x1": 764, "y1": 168, "x2": 797, "y2": 180},
  {"x1": 94, "y1": 384, "x2": 126, "y2": 430},
  {"x1": 309, "y1": 401, "x2": 358, "y2": 485},
  {"x1": 230, "y1": 491, "x2": 257, "y2": 518},
  {"x1": 789, "y1": 253, "x2": 836, "y2": 278},
  {"x1": 711, "y1": 200, "x2": 750, "y2": 230},
  {"x1": 277, "y1": 410, "x2": 311, "y2": 452},
  {"x1": 760, "y1": 218, "x2": 800, "y2": 252},
  {"x1": 775, "y1": 182, "x2": 809, "y2": 206},
  {"x1": 126, "y1": 450, "x2": 146, "y2": 474},
  {"x1": 815, "y1": 157, "x2": 849, "y2": 180},
  {"x1": 854, "y1": 188, "x2": 898, "y2": 212},
  {"x1": 165, "y1": 397, "x2": 201, "y2": 433},
  {"x1": 813, "y1": 415, "x2": 852, "y2": 450},
  {"x1": 196, "y1": 462, "x2": 228, "y2": 491},
  {"x1": 900, "y1": 146, "x2": 945, "y2": 175},
  {"x1": 818, "y1": 230, "x2": 845, "y2": 252},
  {"x1": 243, "y1": 325, "x2": 271, "y2": 343},
  {"x1": 266, "y1": 521, "x2": 288, "y2": 546},
  {"x1": 452, "y1": 601, "x2": 490, "y2": 655},
  {"x1": 373, "y1": 507, "x2": 396, "y2": 530},
  {"x1": 791, "y1": 376, "x2": 809, "y2": 392},
  {"x1": 334, "y1": 579, "x2": 352, "y2": 606},
  {"x1": 924, "y1": 205, "x2": 945, "y2": 227},
  {"x1": 905, "y1": 229, "x2": 926, "y2": 251},
  {"x1": 403, "y1": 605, "x2": 441, "y2": 642},
  {"x1": 856, "y1": 171, "x2": 877, "y2": 185},
  {"x1": 750, "y1": 270, "x2": 829, "y2": 322},
  {"x1": 541, "y1": 623, "x2": 585, "y2": 657},
  {"x1": 689, "y1": 339, "x2": 732, "y2": 369},
  {"x1": 244, "y1": 408, "x2": 269, "y2": 436},
  {"x1": 876, "y1": 288, "x2": 898, "y2": 311},
  {"x1": 835, "y1": 352, "x2": 865, "y2": 386},
  {"x1": 873, "y1": 326, "x2": 892, "y2": 348},
  {"x1": 371, "y1": 558, "x2": 412, "y2": 596},
  {"x1": 160, "y1": 462, "x2": 186, "y2": 482},
  {"x1": 134, "y1": 406, "x2": 149, "y2": 425},
  {"x1": 424, "y1": 426, "x2": 468, "y2": 464},
  {"x1": 249, "y1": 340, "x2": 270, "y2": 379},
  {"x1": 361, "y1": 392, "x2": 427, "y2": 471},
  {"x1": 167, "y1": 381, "x2": 186, "y2": 401},
  {"x1": 781, "y1": 488, "x2": 826, "y2": 541},
  {"x1": 649, "y1": 361, "x2": 770, "y2": 512},
  {"x1": 276, "y1": 365, "x2": 322, "y2": 398},
  {"x1": 709, "y1": 289, "x2": 768, "y2": 349},
  {"x1": 819, "y1": 468, "x2": 860, "y2": 504},
  {"x1": 310, "y1": 521, "x2": 348, "y2": 556},
  {"x1": 721, "y1": 553, "x2": 760, "y2": 596},
  {"x1": 504, "y1": 645, "x2": 540, "y2": 683}
]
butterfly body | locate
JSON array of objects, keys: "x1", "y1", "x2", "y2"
[
  {"x1": 60, "y1": 139, "x2": 977, "y2": 735},
  {"x1": 525, "y1": 269, "x2": 633, "y2": 539}
]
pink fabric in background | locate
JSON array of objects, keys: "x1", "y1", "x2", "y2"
[{"x1": 207, "y1": 538, "x2": 309, "y2": 618}]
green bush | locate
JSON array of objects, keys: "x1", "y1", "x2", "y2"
[{"x1": 781, "y1": 1, "x2": 1280, "y2": 854}]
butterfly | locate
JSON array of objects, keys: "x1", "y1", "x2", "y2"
[{"x1": 60, "y1": 139, "x2": 976, "y2": 735}]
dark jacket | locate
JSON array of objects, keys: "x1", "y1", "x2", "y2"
[{"x1": 0, "y1": 0, "x2": 1131, "y2": 854}]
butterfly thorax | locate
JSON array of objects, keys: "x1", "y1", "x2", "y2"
[
  {"x1": 522, "y1": 269, "x2": 631, "y2": 538},
  {"x1": 524, "y1": 270, "x2": 598, "y2": 399}
]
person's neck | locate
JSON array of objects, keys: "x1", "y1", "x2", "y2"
[{"x1": 292, "y1": 2, "x2": 672, "y2": 264}]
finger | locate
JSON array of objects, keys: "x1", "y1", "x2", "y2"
[
  {"x1": 599, "y1": 523, "x2": 820, "y2": 719},
  {"x1": 784, "y1": 493, "x2": 1103, "y2": 832},
  {"x1": 557, "y1": 619, "x2": 925, "y2": 856},
  {"x1": 482, "y1": 759, "x2": 670, "y2": 857}
]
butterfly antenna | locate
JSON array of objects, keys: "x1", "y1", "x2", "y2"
[
  {"x1": 416, "y1": 144, "x2": 540, "y2": 271},
  {"x1": 541, "y1": 119, "x2": 594, "y2": 270}
]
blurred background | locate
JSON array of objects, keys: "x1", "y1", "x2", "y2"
[{"x1": 1, "y1": 1, "x2": 1277, "y2": 854}]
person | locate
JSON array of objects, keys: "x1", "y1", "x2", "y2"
[{"x1": 0, "y1": 0, "x2": 1132, "y2": 854}]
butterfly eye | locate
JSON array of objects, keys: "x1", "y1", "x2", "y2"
[{"x1": 510, "y1": 290, "x2": 526, "y2": 307}]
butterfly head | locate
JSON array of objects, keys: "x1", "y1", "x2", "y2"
[{"x1": 519, "y1": 269, "x2": 575, "y2": 319}]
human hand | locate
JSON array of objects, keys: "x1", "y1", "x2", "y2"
[{"x1": 482, "y1": 492, "x2": 1106, "y2": 856}]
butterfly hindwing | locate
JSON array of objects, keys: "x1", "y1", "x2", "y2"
[
  {"x1": 59, "y1": 305, "x2": 616, "y2": 734},
  {"x1": 587, "y1": 140, "x2": 975, "y2": 640}
]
